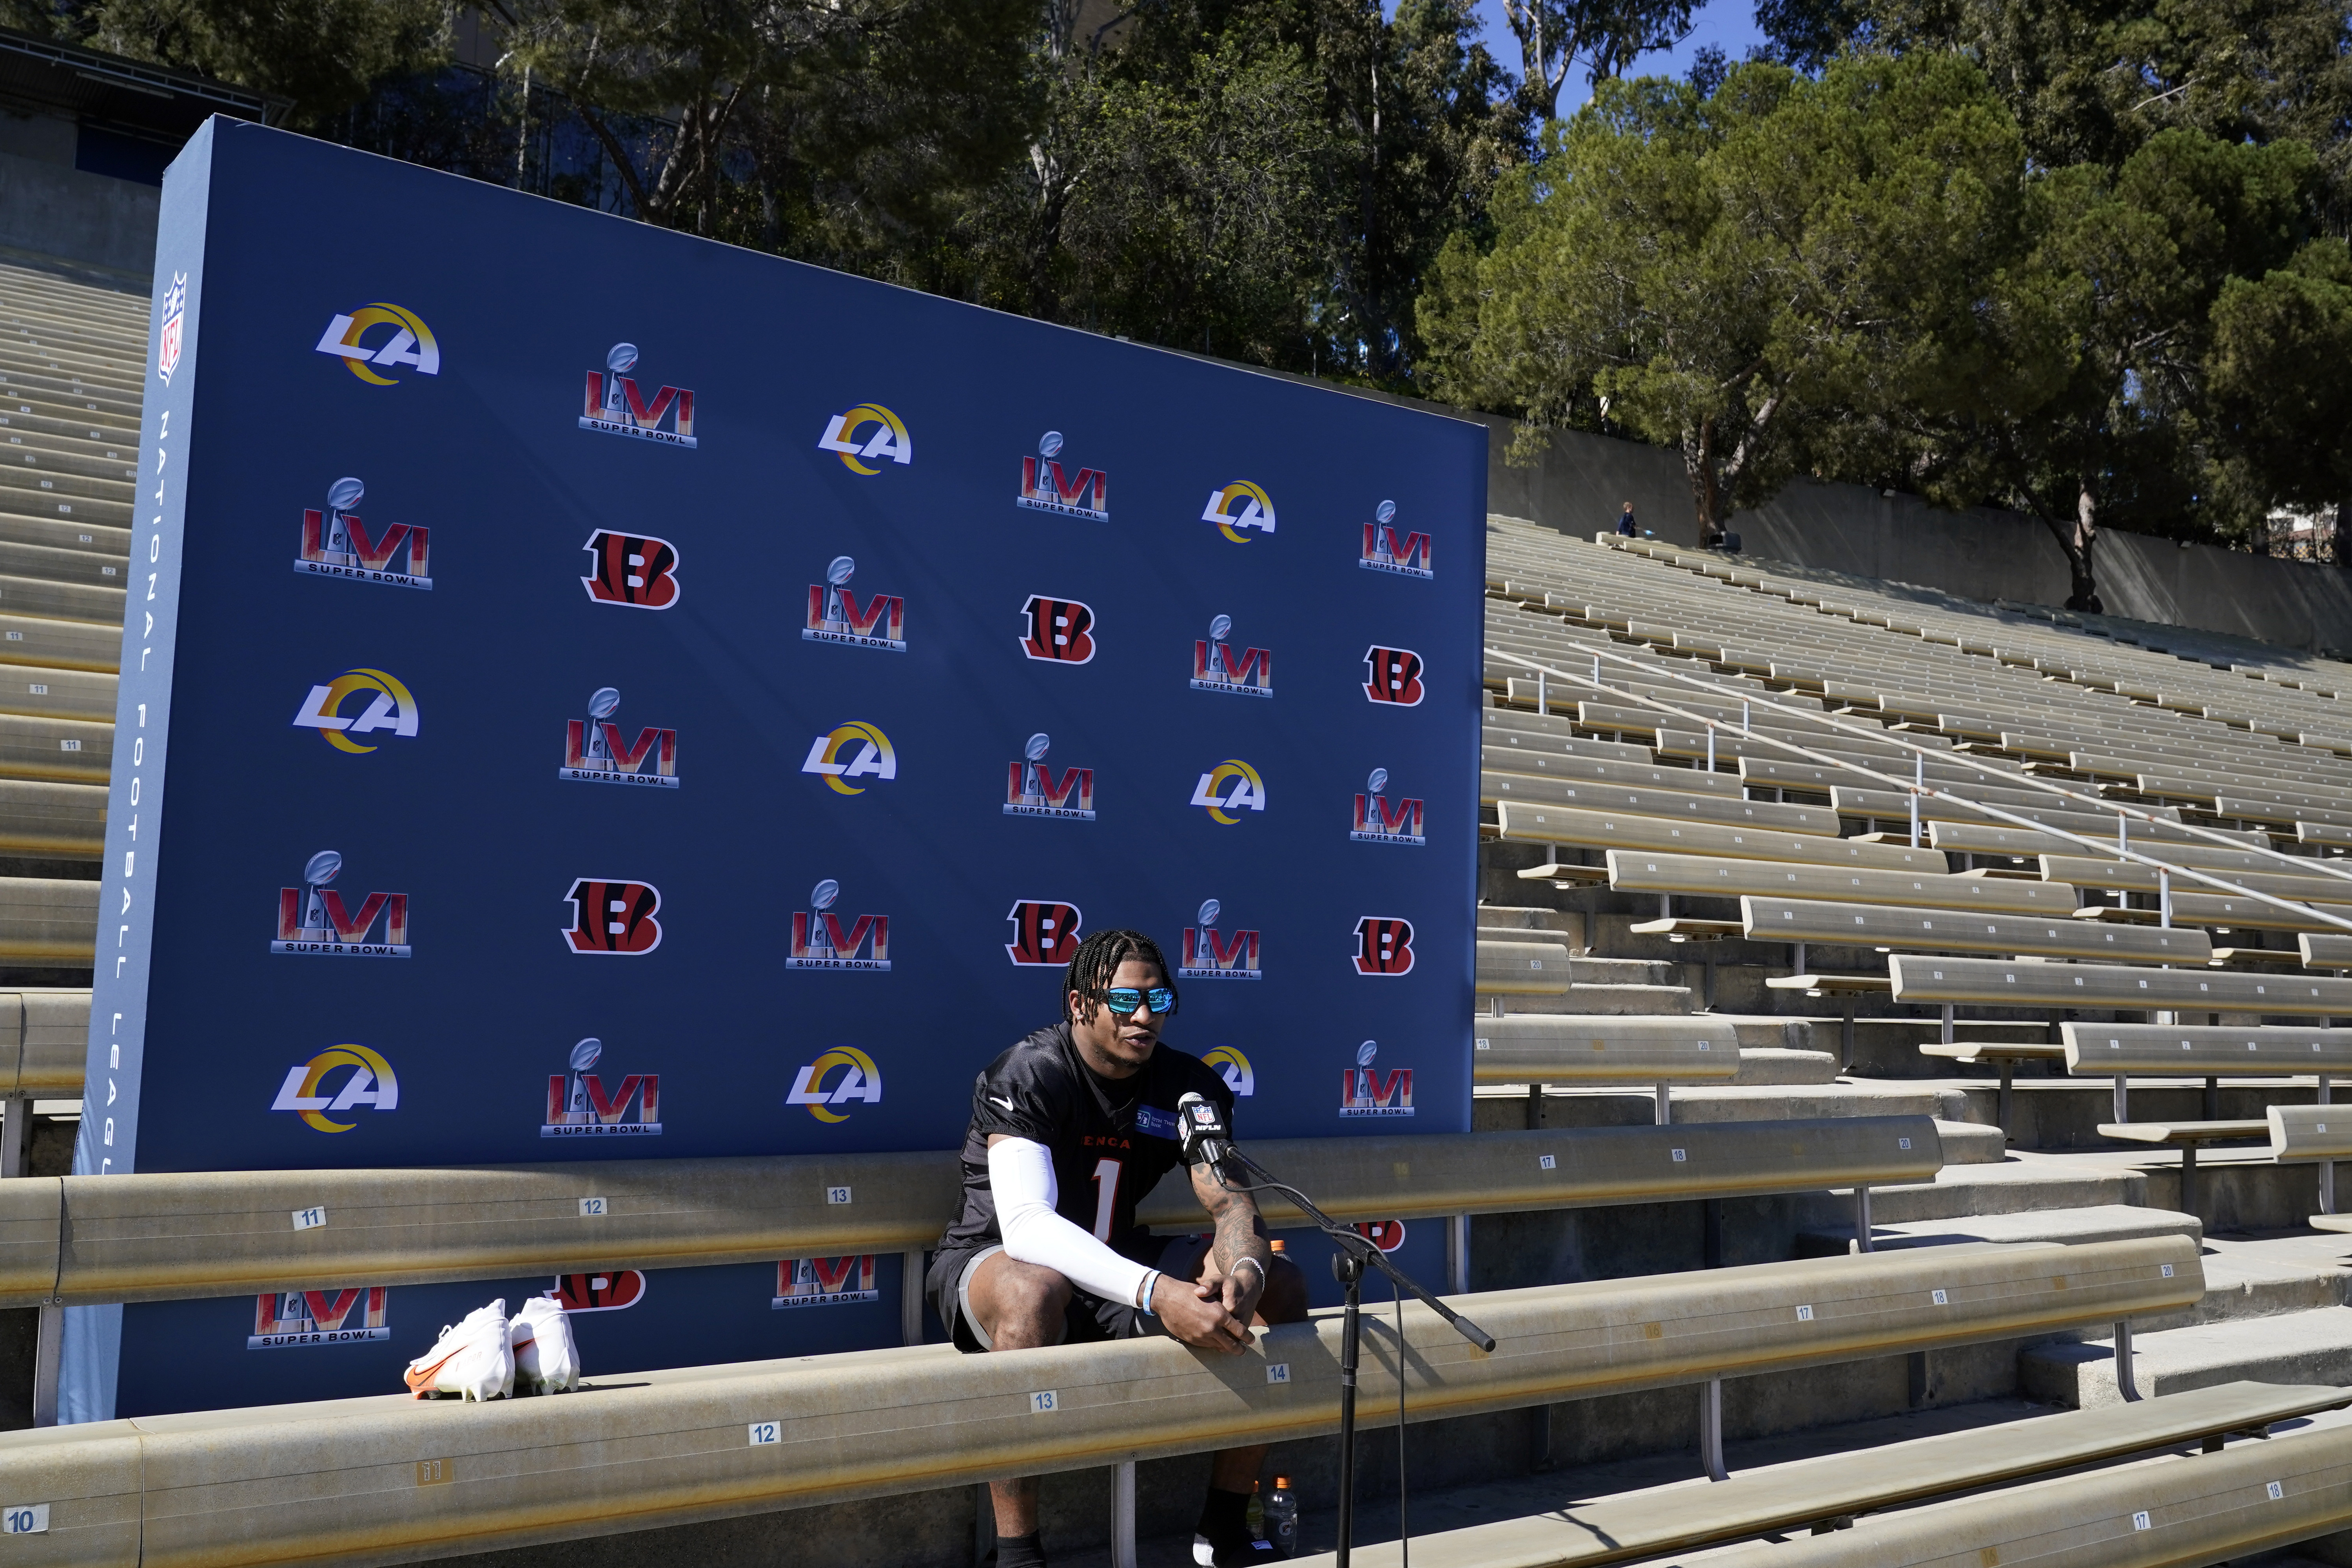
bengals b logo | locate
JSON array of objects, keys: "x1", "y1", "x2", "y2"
[
  {"x1": 1362, "y1": 646, "x2": 1425, "y2": 706},
  {"x1": 1353, "y1": 916, "x2": 1414, "y2": 975},
  {"x1": 1020, "y1": 595, "x2": 1096, "y2": 664},
  {"x1": 1006, "y1": 900, "x2": 1083, "y2": 965},
  {"x1": 581, "y1": 530, "x2": 681, "y2": 609},
  {"x1": 564, "y1": 878, "x2": 664, "y2": 955}
]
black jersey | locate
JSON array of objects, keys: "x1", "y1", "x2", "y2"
[{"x1": 934, "y1": 1023, "x2": 1236, "y2": 1269}]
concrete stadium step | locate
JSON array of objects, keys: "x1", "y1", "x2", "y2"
[
  {"x1": 1797, "y1": 1202, "x2": 2200, "y2": 1257},
  {"x1": 0, "y1": 571, "x2": 125, "y2": 626},
  {"x1": 0, "y1": 403, "x2": 138, "y2": 450},
  {"x1": 0, "y1": 516, "x2": 130, "y2": 578},
  {"x1": 1731, "y1": 1047, "x2": 1840, "y2": 1084},
  {"x1": 0, "y1": 508, "x2": 130, "y2": 559},
  {"x1": 2023, "y1": 1305, "x2": 2352, "y2": 1408},
  {"x1": 1568, "y1": 954, "x2": 1684, "y2": 986},
  {"x1": 1935, "y1": 1118, "x2": 2007, "y2": 1163},
  {"x1": 1494, "y1": 982, "x2": 1697, "y2": 1014},
  {"x1": 1792, "y1": 1152, "x2": 2145, "y2": 1228},
  {"x1": 0, "y1": 713, "x2": 108, "y2": 784},
  {"x1": 1477, "y1": 1081, "x2": 1974, "y2": 1132},
  {"x1": 0, "y1": 615, "x2": 119, "y2": 673},
  {"x1": 0, "y1": 663, "x2": 112, "y2": 724},
  {"x1": 0, "y1": 460, "x2": 132, "y2": 508},
  {"x1": 0, "y1": 439, "x2": 138, "y2": 487}
]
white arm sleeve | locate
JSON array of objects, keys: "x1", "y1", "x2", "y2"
[{"x1": 988, "y1": 1137, "x2": 1156, "y2": 1310}]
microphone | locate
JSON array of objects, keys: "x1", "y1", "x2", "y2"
[{"x1": 1176, "y1": 1091, "x2": 1238, "y2": 1180}]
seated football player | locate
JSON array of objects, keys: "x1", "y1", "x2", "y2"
[{"x1": 927, "y1": 927, "x2": 1309, "y2": 1567}]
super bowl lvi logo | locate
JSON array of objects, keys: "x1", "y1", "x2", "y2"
[
  {"x1": 1352, "y1": 768, "x2": 1426, "y2": 846},
  {"x1": 1361, "y1": 500, "x2": 1432, "y2": 579},
  {"x1": 1191, "y1": 615, "x2": 1271, "y2": 697},
  {"x1": 273, "y1": 850, "x2": 408, "y2": 957},
  {"x1": 544, "y1": 1037, "x2": 661, "y2": 1136},
  {"x1": 560, "y1": 688, "x2": 678, "y2": 788},
  {"x1": 1005, "y1": 733, "x2": 1093, "y2": 820},
  {"x1": 804, "y1": 556, "x2": 905, "y2": 652},
  {"x1": 296, "y1": 476, "x2": 430, "y2": 590},
  {"x1": 579, "y1": 343, "x2": 696, "y2": 448}
]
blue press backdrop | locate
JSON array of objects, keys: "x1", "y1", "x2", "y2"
[{"x1": 70, "y1": 118, "x2": 1486, "y2": 1419}]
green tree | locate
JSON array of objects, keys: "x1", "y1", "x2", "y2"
[
  {"x1": 1421, "y1": 52, "x2": 2035, "y2": 543},
  {"x1": 4, "y1": 0, "x2": 447, "y2": 129},
  {"x1": 2203, "y1": 240, "x2": 2352, "y2": 541},
  {"x1": 1499, "y1": 0, "x2": 1696, "y2": 121},
  {"x1": 1864, "y1": 131, "x2": 2317, "y2": 606}
]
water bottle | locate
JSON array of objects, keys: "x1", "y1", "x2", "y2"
[
  {"x1": 1265, "y1": 1476, "x2": 1299, "y2": 1558},
  {"x1": 1245, "y1": 1480, "x2": 1264, "y2": 1539}
]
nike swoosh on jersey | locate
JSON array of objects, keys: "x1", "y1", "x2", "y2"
[{"x1": 989, "y1": 1095, "x2": 1015, "y2": 1111}]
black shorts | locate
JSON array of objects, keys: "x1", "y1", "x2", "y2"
[{"x1": 927, "y1": 1236, "x2": 1210, "y2": 1354}]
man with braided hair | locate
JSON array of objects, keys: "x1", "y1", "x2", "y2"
[{"x1": 929, "y1": 927, "x2": 1308, "y2": 1567}]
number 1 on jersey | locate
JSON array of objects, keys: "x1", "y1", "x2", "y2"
[{"x1": 1090, "y1": 1158, "x2": 1122, "y2": 1241}]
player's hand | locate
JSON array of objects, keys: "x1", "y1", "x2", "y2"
[
  {"x1": 1152, "y1": 1273, "x2": 1253, "y2": 1353},
  {"x1": 1202, "y1": 1261, "x2": 1267, "y2": 1326}
]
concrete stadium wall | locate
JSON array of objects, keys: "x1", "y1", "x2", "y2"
[
  {"x1": 1279, "y1": 370, "x2": 2352, "y2": 655},
  {"x1": 0, "y1": 143, "x2": 156, "y2": 284},
  {"x1": 1479, "y1": 416, "x2": 2352, "y2": 655}
]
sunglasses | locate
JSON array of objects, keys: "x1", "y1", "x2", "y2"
[{"x1": 1096, "y1": 986, "x2": 1177, "y2": 1016}]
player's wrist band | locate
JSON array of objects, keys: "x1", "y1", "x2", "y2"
[
  {"x1": 1135, "y1": 1270, "x2": 1161, "y2": 1315},
  {"x1": 1230, "y1": 1257, "x2": 1266, "y2": 1283}
]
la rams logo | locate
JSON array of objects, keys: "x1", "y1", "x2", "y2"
[
  {"x1": 787, "y1": 1045, "x2": 884, "y2": 1123},
  {"x1": 290, "y1": 668, "x2": 418, "y2": 753},
  {"x1": 802, "y1": 721, "x2": 897, "y2": 795},
  {"x1": 314, "y1": 303, "x2": 439, "y2": 385},
  {"x1": 1189, "y1": 759, "x2": 1266, "y2": 824},
  {"x1": 1006, "y1": 900, "x2": 1083, "y2": 965},
  {"x1": 1201, "y1": 480, "x2": 1276, "y2": 543},
  {"x1": 818, "y1": 403, "x2": 912, "y2": 473},
  {"x1": 1203, "y1": 1044, "x2": 1255, "y2": 1097},
  {"x1": 269, "y1": 1044, "x2": 398, "y2": 1133}
]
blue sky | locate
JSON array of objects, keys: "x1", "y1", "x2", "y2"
[{"x1": 1455, "y1": 0, "x2": 1770, "y2": 114}]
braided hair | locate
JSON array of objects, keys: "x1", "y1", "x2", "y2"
[{"x1": 1062, "y1": 927, "x2": 1178, "y2": 1024}]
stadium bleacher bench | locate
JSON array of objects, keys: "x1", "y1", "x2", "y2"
[
  {"x1": 1891, "y1": 955, "x2": 2352, "y2": 1017},
  {"x1": 2301, "y1": 932, "x2": 2352, "y2": 969},
  {"x1": 1603, "y1": 850, "x2": 2078, "y2": 915},
  {"x1": 0, "y1": 1120, "x2": 1944, "y2": 1314},
  {"x1": 1741, "y1": 897, "x2": 2212, "y2": 965},
  {"x1": 2058, "y1": 1023, "x2": 2352, "y2": 1209},
  {"x1": 1497, "y1": 802, "x2": 1942, "y2": 869},
  {"x1": 2268, "y1": 1105, "x2": 2352, "y2": 1223},
  {"x1": 1294, "y1": 1380, "x2": 2349, "y2": 1568},
  {"x1": 1472, "y1": 1014, "x2": 1740, "y2": 1123},
  {"x1": 1474, "y1": 939, "x2": 1572, "y2": 997},
  {"x1": 0, "y1": 1237, "x2": 2200, "y2": 1568},
  {"x1": 1482, "y1": 773, "x2": 1842, "y2": 836},
  {"x1": 1685, "y1": 1390, "x2": 2352, "y2": 1568}
]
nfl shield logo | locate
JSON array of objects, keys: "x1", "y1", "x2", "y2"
[{"x1": 156, "y1": 272, "x2": 186, "y2": 384}]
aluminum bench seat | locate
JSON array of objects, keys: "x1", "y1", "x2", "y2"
[{"x1": 1294, "y1": 1380, "x2": 2347, "y2": 1568}]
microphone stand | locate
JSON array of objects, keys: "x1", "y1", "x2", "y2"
[{"x1": 1213, "y1": 1144, "x2": 1495, "y2": 1568}]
